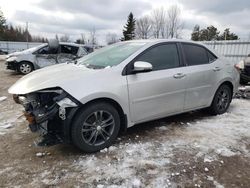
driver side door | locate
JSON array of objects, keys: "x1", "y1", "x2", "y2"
[{"x1": 126, "y1": 43, "x2": 187, "y2": 123}]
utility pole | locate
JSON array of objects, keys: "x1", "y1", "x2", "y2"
[{"x1": 26, "y1": 22, "x2": 29, "y2": 49}]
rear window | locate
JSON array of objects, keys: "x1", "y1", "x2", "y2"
[{"x1": 182, "y1": 44, "x2": 209, "y2": 66}]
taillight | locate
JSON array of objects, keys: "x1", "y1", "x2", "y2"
[{"x1": 234, "y1": 64, "x2": 240, "y2": 71}]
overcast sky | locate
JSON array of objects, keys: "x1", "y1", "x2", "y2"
[{"x1": 0, "y1": 0, "x2": 249, "y2": 44}]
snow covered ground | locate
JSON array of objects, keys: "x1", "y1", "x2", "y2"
[
  {"x1": 0, "y1": 98, "x2": 249, "y2": 187},
  {"x1": 0, "y1": 95, "x2": 24, "y2": 135},
  {"x1": 65, "y1": 99, "x2": 250, "y2": 187}
]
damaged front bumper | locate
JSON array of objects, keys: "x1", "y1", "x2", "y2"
[
  {"x1": 14, "y1": 88, "x2": 79, "y2": 144},
  {"x1": 5, "y1": 60, "x2": 18, "y2": 71}
]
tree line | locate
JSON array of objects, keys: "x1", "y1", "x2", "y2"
[
  {"x1": 121, "y1": 5, "x2": 184, "y2": 42},
  {"x1": 191, "y1": 25, "x2": 239, "y2": 41},
  {"x1": 121, "y1": 6, "x2": 239, "y2": 42},
  {"x1": 0, "y1": 9, "x2": 48, "y2": 42}
]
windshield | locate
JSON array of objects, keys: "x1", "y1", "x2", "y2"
[{"x1": 77, "y1": 42, "x2": 147, "y2": 69}]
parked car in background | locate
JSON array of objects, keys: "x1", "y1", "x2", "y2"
[
  {"x1": 5, "y1": 42, "x2": 88, "y2": 74},
  {"x1": 0, "y1": 49, "x2": 8, "y2": 55},
  {"x1": 235, "y1": 54, "x2": 250, "y2": 85},
  {"x1": 9, "y1": 39, "x2": 239, "y2": 152}
]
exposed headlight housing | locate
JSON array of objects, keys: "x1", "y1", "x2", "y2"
[
  {"x1": 13, "y1": 94, "x2": 27, "y2": 104},
  {"x1": 57, "y1": 97, "x2": 77, "y2": 108}
]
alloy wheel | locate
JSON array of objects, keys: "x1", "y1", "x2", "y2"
[
  {"x1": 216, "y1": 89, "x2": 230, "y2": 111},
  {"x1": 81, "y1": 110, "x2": 115, "y2": 146}
]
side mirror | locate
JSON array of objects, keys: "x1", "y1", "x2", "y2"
[{"x1": 133, "y1": 61, "x2": 153, "y2": 73}]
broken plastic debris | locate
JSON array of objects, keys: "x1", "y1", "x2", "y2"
[
  {"x1": 0, "y1": 96, "x2": 7, "y2": 102},
  {"x1": 36, "y1": 152, "x2": 45, "y2": 157}
]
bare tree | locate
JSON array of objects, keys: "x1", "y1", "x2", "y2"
[
  {"x1": 151, "y1": 7, "x2": 166, "y2": 38},
  {"x1": 59, "y1": 34, "x2": 70, "y2": 42},
  {"x1": 106, "y1": 33, "x2": 119, "y2": 45},
  {"x1": 167, "y1": 5, "x2": 184, "y2": 38},
  {"x1": 89, "y1": 27, "x2": 97, "y2": 45},
  {"x1": 136, "y1": 15, "x2": 152, "y2": 39}
]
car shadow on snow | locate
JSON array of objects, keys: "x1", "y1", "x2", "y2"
[{"x1": 56, "y1": 109, "x2": 211, "y2": 155}]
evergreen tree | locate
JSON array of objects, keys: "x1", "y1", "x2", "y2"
[
  {"x1": 199, "y1": 25, "x2": 220, "y2": 41},
  {"x1": 218, "y1": 28, "x2": 239, "y2": 40},
  {"x1": 191, "y1": 25, "x2": 200, "y2": 41},
  {"x1": 0, "y1": 8, "x2": 6, "y2": 40},
  {"x1": 122, "y1": 12, "x2": 136, "y2": 41}
]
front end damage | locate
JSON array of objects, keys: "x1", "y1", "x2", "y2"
[{"x1": 13, "y1": 88, "x2": 79, "y2": 146}]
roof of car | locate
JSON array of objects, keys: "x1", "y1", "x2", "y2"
[
  {"x1": 122, "y1": 39, "x2": 219, "y2": 57},
  {"x1": 59, "y1": 42, "x2": 83, "y2": 47},
  {"x1": 123, "y1": 38, "x2": 203, "y2": 45}
]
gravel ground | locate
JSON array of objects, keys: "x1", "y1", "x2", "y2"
[{"x1": 0, "y1": 58, "x2": 250, "y2": 188}]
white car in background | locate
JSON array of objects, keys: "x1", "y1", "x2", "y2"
[
  {"x1": 5, "y1": 42, "x2": 88, "y2": 74},
  {"x1": 9, "y1": 39, "x2": 239, "y2": 152}
]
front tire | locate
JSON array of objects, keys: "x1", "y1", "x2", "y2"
[
  {"x1": 71, "y1": 102, "x2": 120, "y2": 152},
  {"x1": 18, "y1": 62, "x2": 34, "y2": 74},
  {"x1": 208, "y1": 84, "x2": 232, "y2": 115}
]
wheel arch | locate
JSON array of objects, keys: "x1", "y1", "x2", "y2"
[
  {"x1": 220, "y1": 81, "x2": 234, "y2": 96},
  {"x1": 18, "y1": 60, "x2": 35, "y2": 72},
  {"x1": 63, "y1": 97, "x2": 128, "y2": 143}
]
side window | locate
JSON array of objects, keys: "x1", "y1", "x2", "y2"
[
  {"x1": 37, "y1": 45, "x2": 58, "y2": 55},
  {"x1": 37, "y1": 46, "x2": 50, "y2": 54},
  {"x1": 60, "y1": 45, "x2": 78, "y2": 55},
  {"x1": 207, "y1": 51, "x2": 217, "y2": 63},
  {"x1": 182, "y1": 44, "x2": 209, "y2": 66},
  {"x1": 136, "y1": 44, "x2": 180, "y2": 71}
]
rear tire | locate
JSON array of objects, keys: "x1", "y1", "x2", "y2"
[
  {"x1": 71, "y1": 102, "x2": 120, "y2": 152},
  {"x1": 208, "y1": 84, "x2": 232, "y2": 115},
  {"x1": 18, "y1": 62, "x2": 34, "y2": 74}
]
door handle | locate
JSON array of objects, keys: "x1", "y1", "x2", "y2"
[
  {"x1": 173, "y1": 73, "x2": 186, "y2": 79},
  {"x1": 213, "y1": 67, "x2": 221, "y2": 71}
]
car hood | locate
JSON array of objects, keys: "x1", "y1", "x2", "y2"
[
  {"x1": 7, "y1": 51, "x2": 23, "y2": 57},
  {"x1": 8, "y1": 63, "x2": 97, "y2": 95}
]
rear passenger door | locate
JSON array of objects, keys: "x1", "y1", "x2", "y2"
[{"x1": 180, "y1": 43, "x2": 220, "y2": 110}]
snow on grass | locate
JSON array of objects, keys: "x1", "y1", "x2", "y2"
[
  {"x1": 0, "y1": 101, "x2": 24, "y2": 135},
  {"x1": 68, "y1": 99, "x2": 250, "y2": 187},
  {"x1": 1, "y1": 98, "x2": 250, "y2": 187}
]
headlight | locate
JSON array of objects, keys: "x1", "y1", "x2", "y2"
[{"x1": 6, "y1": 56, "x2": 17, "y2": 62}]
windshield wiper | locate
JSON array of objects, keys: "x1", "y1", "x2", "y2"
[{"x1": 85, "y1": 64, "x2": 105, "y2": 69}]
